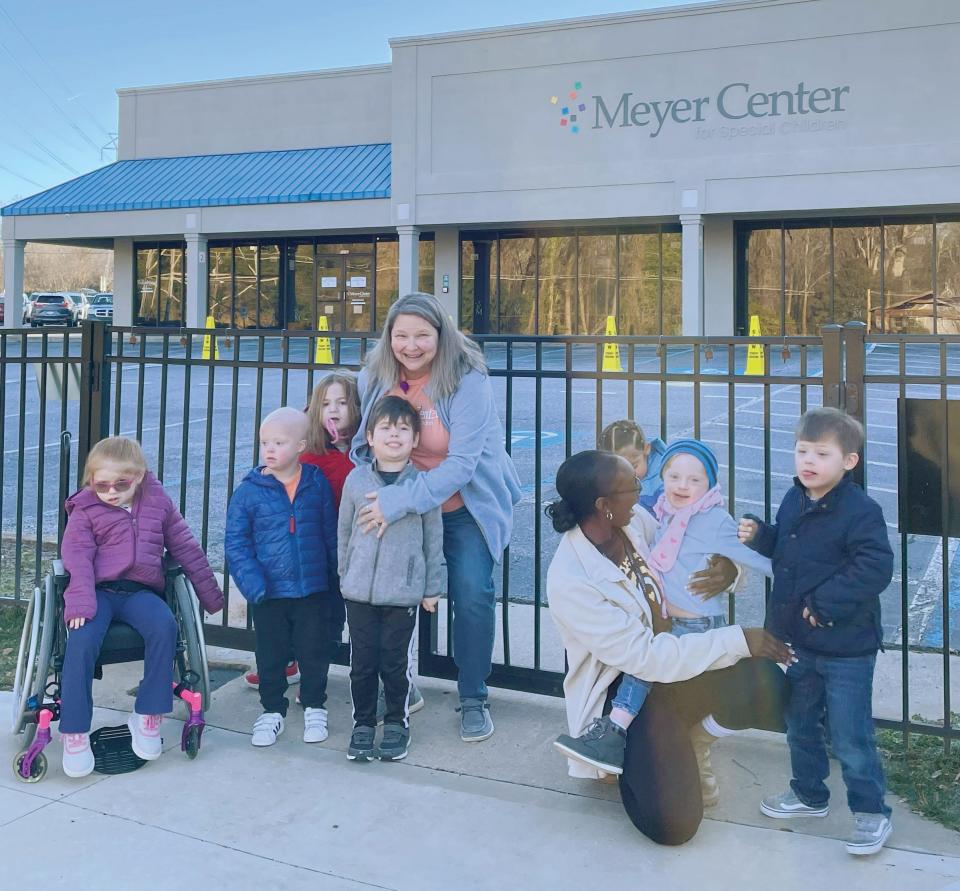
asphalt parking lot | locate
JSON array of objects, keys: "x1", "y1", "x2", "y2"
[{"x1": 1, "y1": 333, "x2": 957, "y2": 654}]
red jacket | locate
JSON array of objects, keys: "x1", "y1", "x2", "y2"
[
  {"x1": 60, "y1": 473, "x2": 224, "y2": 621},
  {"x1": 300, "y1": 449, "x2": 354, "y2": 508}
]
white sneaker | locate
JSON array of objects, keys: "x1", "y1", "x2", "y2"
[
  {"x1": 62, "y1": 732, "x2": 95, "y2": 778},
  {"x1": 128, "y1": 714, "x2": 163, "y2": 761},
  {"x1": 303, "y1": 707, "x2": 329, "y2": 743},
  {"x1": 252, "y1": 712, "x2": 284, "y2": 747}
]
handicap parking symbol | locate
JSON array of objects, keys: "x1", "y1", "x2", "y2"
[{"x1": 510, "y1": 430, "x2": 560, "y2": 449}]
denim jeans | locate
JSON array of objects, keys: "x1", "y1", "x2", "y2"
[
  {"x1": 786, "y1": 649, "x2": 890, "y2": 817},
  {"x1": 60, "y1": 588, "x2": 177, "y2": 733},
  {"x1": 442, "y1": 507, "x2": 496, "y2": 701},
  {"x1": 613, "y1": 616, "x2": 729, "y2": 716}
]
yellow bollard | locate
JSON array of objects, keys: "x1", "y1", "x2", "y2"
[
  {"x1": 314, "y1": 314, "x2": 334, "y2": 365},
  {"x1": 201, "y1": 315, "x2": 219, "y2": 360},
  {"x1": 745, "y1": 314, "x2": 764, "y2": 375},
  {"x1": 602, "y1": 315, "x2": 623, "y2": 373}
]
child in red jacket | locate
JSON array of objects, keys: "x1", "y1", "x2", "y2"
[{"x1": 59, "y1": 437, "x2": 223, "y2": 778}]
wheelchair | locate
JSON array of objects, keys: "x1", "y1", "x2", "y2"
[{"x1": 10, "y1": 555, "x2": 211, "y2": 782}]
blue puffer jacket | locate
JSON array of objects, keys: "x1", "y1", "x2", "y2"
[
  {"x1": 225, "y1": 464, "x2": 338, "y2": 605},
  {"x1": 745, "y1": 474, "x2": 893, "y2": 657}
]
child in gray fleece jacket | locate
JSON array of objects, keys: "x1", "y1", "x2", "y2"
[{"x1": 338, "y1": 396, "x2": 444, "y2": 763}]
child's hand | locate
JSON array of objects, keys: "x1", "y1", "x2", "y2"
[
  {"x1": 802, "y1": 606, "x2": 833, "y2": 628},
  {"x1": 737, "y1": 517, "x2": 758, "y2": 543},
  {"x1": 68, "y1": 617, "x2": 86, "y2": 630},
  {"x1": 421, "y1": 596, "x2": 439, "y2": 613}
]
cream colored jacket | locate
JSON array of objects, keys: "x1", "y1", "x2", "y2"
[{"x1": 547, "y1": 517, "x2": 751, "y2": 779}]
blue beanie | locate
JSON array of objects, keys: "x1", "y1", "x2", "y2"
[{"x1": 660, "y1": 439, "x2": 719, "y2": 488}]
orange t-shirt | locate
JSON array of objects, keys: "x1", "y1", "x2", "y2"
[
  {"x1": 282, "y1": 467, "x2": 301, "y2": 502},
  {"x1": 388, "y1": 376, "x2": 464, "y2": 512}
]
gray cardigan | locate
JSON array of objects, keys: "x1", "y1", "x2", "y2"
[
  {"x1": 350, "y1": 367, "x2": 522, "y2": 562},
  {"x1": 337, "y1": 462, "x2": 444, "y2": 608}
]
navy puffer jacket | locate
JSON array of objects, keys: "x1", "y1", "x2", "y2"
[
  {"x1": 745, "y1": 474, "x2": 893, "y2": 657},
  {"x1": 225, "y1": 464, "x2": 338, "y2": 604}
]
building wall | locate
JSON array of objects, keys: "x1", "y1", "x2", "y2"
[
  {"x1": 391, "y1": 0, "x2": 960, "y2": 228},
  {"x1": 118, "y1": 66, "x2": 392, "y2": 160}
]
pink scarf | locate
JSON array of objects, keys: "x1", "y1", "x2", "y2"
[{"x1": 648, "y1": 484, "x2": 725, "y2": 574}]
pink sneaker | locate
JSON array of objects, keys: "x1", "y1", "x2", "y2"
[
  {"x1": 62, "y1": 732, "x2": 94, "y2": 778},
  {"x1": 128, "y1": 714, "x2": 163, "y2": 761}
]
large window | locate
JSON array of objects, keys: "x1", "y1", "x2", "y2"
[
  {"x1": 739, "y1": 218, "x2": 959, "y2": 334},
  {"x1": 460, "y1": 226, "x2": 681, "y2": 335},
  {"x1": 135, "y1": 243, "x2": 184, "y2": 326}
]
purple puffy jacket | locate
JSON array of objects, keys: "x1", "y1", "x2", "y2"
[{"x1": 60, "y1": 472, "x2": 224, "y2": 622}]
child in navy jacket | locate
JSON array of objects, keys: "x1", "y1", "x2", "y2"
[
  {"x1": 739, "y1": 407, "x2": 894, "y2": 856},
  {"x1": 226, "y1": 407, "x2": 340, "y2": 748}
]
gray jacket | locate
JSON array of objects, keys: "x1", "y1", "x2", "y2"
[
  {"x1": 350, "y1": 368, "x2": 522, "y2": 563},
  {"x1": 337, "y1": 462, "x2": 444, "y2": 608}
]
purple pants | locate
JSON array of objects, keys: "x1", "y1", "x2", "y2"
[{"x1": 59, "y1": 588, "x2": 178, "y2": 733}]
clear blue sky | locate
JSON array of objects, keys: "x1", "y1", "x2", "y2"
[{"x1": 0, "y1": 0, "x2": 700, "y2": 206}]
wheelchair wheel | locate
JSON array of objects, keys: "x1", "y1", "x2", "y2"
[
  {"x1": 11, "y1": 574, "x2": 58, "y2": 738},
  {"x1": 12, "y1": 749, "x2": 47, "y2": 783},
  {"x1": 184, "y1": 724, "x2": 202, "y2": 760},
  {"x1": 10, "y1": 592, "x2": 38, "y2": 735},
  {"x1": 173, "y1": 575, "x2": 211, "y2": 709}
]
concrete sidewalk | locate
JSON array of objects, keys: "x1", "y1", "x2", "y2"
[{"x1": 2, "y1": 661, "x2": 959, "y2": 891}]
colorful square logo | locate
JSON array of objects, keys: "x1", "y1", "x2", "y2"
[{"x1": 550, "y1": 81, "x2": 583, "y2": 134}]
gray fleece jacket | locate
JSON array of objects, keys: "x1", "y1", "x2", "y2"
[{"x1": 337, "y1": 462, "x2": 444, "y2": 608}]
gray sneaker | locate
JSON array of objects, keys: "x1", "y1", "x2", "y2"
[
  {"x1": 378, "y1": 723, "x2": 410, "y2": 761},
  {"x1": 458, "y1": 698, "x2": 494, "y2": 742},
  {"x1": 846, "y1": 813, "x2": 892, "y2": 856},
  {"x1": 554, "y1": 717, "x2": 626, "y2": 775},
  {"x1": 376, "y1": 682, "x2": 425, "y2": 725},
  {"x1": 760, "y1": 789, "x2": 830, "y2": 819},
  {"x1": 347, "y1": 726, "x2": 376, "y2": 762}
]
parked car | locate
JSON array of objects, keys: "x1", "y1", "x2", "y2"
[
  {"x1": 89, "y1": 292, "x2": 113, "y2": 321},
  {"x1": 63, "y1": 292, "x2": 89, "y2": 323},
  {"x1": 30, "y1": 293, "x2": 75, "y2": 327}
]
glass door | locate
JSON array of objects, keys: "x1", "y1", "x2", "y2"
[
  {"x1": 345, "y1": 253, "x2": 373, "y2": 331},
  {"x1": 317, "y1": 256, "x2": 343, "y2": 329}
]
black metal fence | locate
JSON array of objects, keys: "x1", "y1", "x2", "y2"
[{"x1": 1, "y1": 320, "x2": 956, "y2": 744}]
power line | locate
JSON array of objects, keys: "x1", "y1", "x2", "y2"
[
  {"x1": 0, "y1": 32, "x2": 102, "y2": 153},
  {"x1": 0, "y1": 162, "x2": 43, "y2": 189},
  {"x1": 0, "y1": 4, "x2": 112, "y2": 138}
]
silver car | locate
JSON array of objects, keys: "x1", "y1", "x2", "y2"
[{"x1": 89, "y1": 293, "x2": 113, "y2": 321}]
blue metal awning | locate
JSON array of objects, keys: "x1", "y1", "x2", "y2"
[{"x1": 1, "y1": 143, "x2": 391, "y2": 216}]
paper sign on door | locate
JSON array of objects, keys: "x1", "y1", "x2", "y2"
[
  {"x1": 347, "y1": 276, "x2": 367, "y2": 287},
  {"x1": 321, "y1": 276, "x2": 338, "y2": 288}
]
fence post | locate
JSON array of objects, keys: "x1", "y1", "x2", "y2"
[
  {"x1": 76, "y1": 321, "x2": 112, "y2": 487},
  {"x1": 821, "y1": 324, "x2": 844, "y2": 409},
  {"x1": 842, "y1": 321, "x2": 867, "y2": 487}
]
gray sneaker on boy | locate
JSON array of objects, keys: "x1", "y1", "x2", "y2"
[
  {"x1": 378, "y1": 724, "x2": 410, "y2": 761},
  {"x1": 458, "y1": 698, "x2": 494, "y2": 742},
  {"x1": 554, "y1": 716, "x2": 626, "y2": 775},
  {"x1": 347, "y1": 726, "x2": 376, "y2": 762},
  {"x1": 846, "y1": 813, "x2": 892, "y2": 855},
  {"x1": 760, "y1": 789, "x2": 830, "y2": 819}
]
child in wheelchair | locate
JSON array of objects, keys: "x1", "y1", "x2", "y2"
[{"x1": 59, "y1": 437, "x2": 224, "y2": 777}]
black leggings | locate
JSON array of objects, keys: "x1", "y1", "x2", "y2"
[{"x1": 616, "y1": 658, "x2": 788, "y2": 846}]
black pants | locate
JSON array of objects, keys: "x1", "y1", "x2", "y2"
[
  {"x1": 253, "y1": 593, "x2": 340, "y2": 715},
  {"x1": 346, "y1": 601, "x2": 417, "y2": 728},
  {"x1": 615, "y1": 658, "x2": 788, "y2": 846}
]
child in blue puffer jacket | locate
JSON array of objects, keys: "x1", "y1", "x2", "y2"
[{"x1": 225, "y1": 407, "x2": 340, "y2": 748}]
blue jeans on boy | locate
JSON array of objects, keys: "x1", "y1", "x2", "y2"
[
  {"x1": 60, "y1": 588, "x2": 177, "y2": 733},
  {"x1": 613, "y1": 615, "x2": 730, "y2": 715},
  {"x1": 786, "y1": 649, "x2": 890, "y2": 817},
  {"x1": 442, "y1": 507, "x2": 496, "y2": 702}
]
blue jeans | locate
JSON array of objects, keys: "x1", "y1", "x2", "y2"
[
  {"x1": 786, "y1": 649, "x2": 890, "y2": 817},
  {"x1": 60, "y1": 588, "x2": 178, "y2": 733},
  {"x1": 442, "y1": 507, "x2": 496, "y2": 701},
  {"x1": 613, "y1": 615, "x2": 729, "y2": 716}
]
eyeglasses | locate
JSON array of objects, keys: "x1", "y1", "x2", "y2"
[
  {"x1": 609, "y1": 486, "x2": 640, "y2": 497},
  {"x1": 92, "y1": 478, "x2": 134, "y2": 494}
]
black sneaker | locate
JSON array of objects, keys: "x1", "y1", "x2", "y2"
[
  {"x1": 553, "y1": 717, "x2": 627, "y2": 775},
  {"x1": 378, "y1": 723, "x2": 410, "y2": 761},
  {"x1": 347, "y1": 725, "x2": 376, "y2": 762}
]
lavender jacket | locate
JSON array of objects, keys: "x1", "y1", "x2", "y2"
[{"x1": 60, "y1": 472, "x2": 224, "y2": 622}]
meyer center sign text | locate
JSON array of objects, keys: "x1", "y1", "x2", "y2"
[{"x1": 593, "y1": 81, "x2": 850, "y2": 137}]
